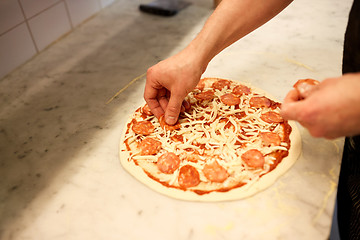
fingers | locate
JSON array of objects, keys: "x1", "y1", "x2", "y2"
[
  {"x1": 144, "y1": 55, "x2": 201, "y2": 125},
  {"x1": 281, "y1": 89, "x2": 305, "y2": 121},
  {"x1": 144, "y1": 66, "x2": 170, "y2": 118},
  {"x1": 144, "y1": 85, "x2": 165, "y2": 119},
  {"x1": 144, "y1": 76, "x2": 188, "y2": 125},
  {"x1": 281, "y1": 103, "x2": 302, "y2": 121},
  {"x1": 165, "y1": 93, "x2": 184, "y2": 125},
  {"x1": 283, "y1": 89, "x2": 300, "y2": 104},
  {"x1": 281, "y1": 89, "x2": 299, "y2": 120},
  {"x1": 281, "y1": 89, "x2": 321, "y2": 138},
  {"x1": 158, "y1": 88, "x2": 169, "y2": 114}
]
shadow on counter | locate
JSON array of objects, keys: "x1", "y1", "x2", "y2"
[{"x1": 0, "y1": 0, "x2": 211, "y2": 236}]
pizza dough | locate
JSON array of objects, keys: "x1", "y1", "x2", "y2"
[{"x1": 119, "y1": 78, "x2": 301, "y2": 202}]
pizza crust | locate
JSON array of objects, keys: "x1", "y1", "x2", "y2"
[{"x1": 119, "y1": 79, "x2": 302, "y2": 202}]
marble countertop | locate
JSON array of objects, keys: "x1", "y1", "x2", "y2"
[{"x1": 0, "y1": 0, "x2": 353, "y2": 239}]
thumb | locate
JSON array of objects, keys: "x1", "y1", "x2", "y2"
[
  {"x1": 281, "y1": 102, "x2": 297, "y2": 120},
  {"x1": 165, "y1": 93, "x2": 184, "y2": 125},
  {"x1": 283, "y1": 89, "x2": 300, "y2": 104},
  {"x1": 281, "y1": 100, "x2": 308, "y2": 122},
  {"x1": 281, "y1": 89, "x2": 301, "y2": 120}
]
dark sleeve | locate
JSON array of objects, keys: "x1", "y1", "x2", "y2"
[
  {"x1": 338, "y1": 1, "x2": 360, "y2": 240},
  {"x1": 342, "y1": 0, "x2": 360, "y2": 74}
]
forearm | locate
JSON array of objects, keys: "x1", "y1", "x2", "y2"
[
  {"x1": 186, "y1": 0, "x2": 293, "y2": 70},
  {"x1": 144, "y1": 0, "x2": 293, "y2": 124}
]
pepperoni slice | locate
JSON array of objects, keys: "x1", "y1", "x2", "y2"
[
  {"x1": 249, "y1": 96, "x2": 271, "y2": 108},
  {"x1": 241, "y1": 149, "x2": 265, "y2": 168},
  {"x1": 260, "y1": 111, "x2": 283, "y2": 123},
  {"x1": 178, "y1": 165, "x2": 200, "y2": 188},
  {"x1": 194, "y1": 90, "x2": 215, "y2": 101},
  {"x1": 142, "y1": 104, "x2": 153, "y2": 116},
  {"x1": 139, "y1": 137, "x2": 161, "y2": 155},
  {"x1": 132, "y1": 121, "x2": 155, "y2": 135},
  {"x1": 202, "y1": 161, "x2": 229, "y2": 183},
  {"x1": 232, "y1": 84, "x2": 251, "y2": 96},
  {"x1": 293, "y1": 78, "x2": 320, "y2": 99},
  {"x1": 157, "y1": 152, "x2": 180, "y2": 174},
  {"x1": 212, "y1": 79, "x2": 231, "y2": 90},
  {"x1": 159, "y1": 115, "x2": 181, "y2": 131},
  {"x1": 220, "y1": 93, "x2": 240, "y2": 106},
  {"x1": 260, "y1": 132, "x2": 281, "y2": 147}
]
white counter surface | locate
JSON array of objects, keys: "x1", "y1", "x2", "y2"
[{"x1": 0, "y1": 0, "x2": 353, "y2": 239}]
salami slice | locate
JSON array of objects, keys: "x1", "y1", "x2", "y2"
[
  {"x1": 260, "y1": 112, "x2": 283, "y2": 123},
  {"x1": 249, "y1": 96, "x2": 271, "y2": 108},
  {"x1": 157, "y1": 152, "x2": 180, "y2": 174},
  {"x1": 212, "y1": 79, "x2": 231, "y2": 90},
  {"x1": 293, "y1": 78, "x2": 320, "y2": 99},
  {"x1": 260, "y1": 132, "x2": 281, "y2": 147},
  {"x1": 178, "y1": 165, "x2": 200, "y2": 188},
  {"x1": 194, "y1": 90, "x2": 215, "y2": 101},
  {"x1": 139, "y1": 137, "x2": 161, "y2": 155},
  {"x1": 220, "y1": 93, "x2": 240, "y2": 106},
  {"x1": 159, "y1": 115, "x2": 181, "y2": 131},
  {"x1": 142, "y1": 104, "x2": 153, "y2": 116},
  {"x1": 232, "y1": 84, "x2": 251, "y2": 96},
  {"x1": 241, "y1": 149, "x2": 265, "y2": 168},
  {"x1": 132, "y1": 121, "x2": 155, "y2": 135},
  {"x1": 202, "y1": 160, "x2": 229, "y2": 183}
]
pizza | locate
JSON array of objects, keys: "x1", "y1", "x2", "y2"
[{"x1": 120, "y1": 78, "x2": 301, "y2": 201}]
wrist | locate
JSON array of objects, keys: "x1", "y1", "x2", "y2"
[{"x1": 183, "y1": 41, "x2": 212, "y2": 74}]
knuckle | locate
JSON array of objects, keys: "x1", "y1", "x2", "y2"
[
  {"x1": 146, "y1": 66, "x2": 154, "y2": 76},
  {"x1": 298, "y1": 104, "x2": 317, "y2": 123},
  {"x1": 146, "y1": 67, "x2": 156, "y2": 83}
]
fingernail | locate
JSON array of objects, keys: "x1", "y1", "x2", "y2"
[{"x1": 166, "y1": 116, "x2": 176, "y2": 125}]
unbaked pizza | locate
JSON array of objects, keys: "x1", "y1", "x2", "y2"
[{"x1": 120, "y1": 78, "x2": 301, "y2": 201}]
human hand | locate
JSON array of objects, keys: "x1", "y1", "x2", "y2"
[
  {"x1": 281, "y1": 73, "x2": 360, "y2": 139},
  {"x1": 144, "y1": 50, "x2": 205, "y2": 125}
]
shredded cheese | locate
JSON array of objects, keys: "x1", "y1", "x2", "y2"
[{"x1": 123, "y1": 78, "x2": 291, "y2": 191}]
